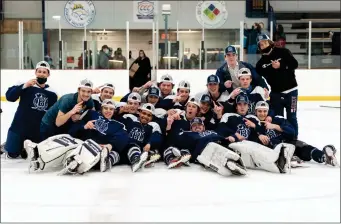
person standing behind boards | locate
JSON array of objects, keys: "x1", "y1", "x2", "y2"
[{"x1": 129, "y1": 50, "x2": 152, "y2": 91}]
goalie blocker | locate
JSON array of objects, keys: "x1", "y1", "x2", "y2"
[{"x1": 24, "y1": 134, "x2": 108, "y2": 175}]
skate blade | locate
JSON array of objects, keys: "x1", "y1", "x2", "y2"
[
  {"x1": 58, "y1": 161, "x2": 78, "y2": 176},
  {"x1": 324, "y1": 147, "x2": 339, "y2": 167},
  {"x1": 100, "y1": 149, "x2": 109, "y2": 172},
  {"x1": 132, "y1": 152, "x2": 148, "y2": 172}
]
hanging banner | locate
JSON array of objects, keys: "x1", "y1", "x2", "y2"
[{"x1": 133, "y1": 0, "x2": 158, "y2": 22}]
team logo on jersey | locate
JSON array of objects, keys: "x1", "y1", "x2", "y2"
[
  {"x1": 64, "y1": 1, "x2": 96, "y2": 28},
  {"x1": 94, "y1": 117, "x2": 109, "y2": 135},
  {"x1": 248, "y1": 102, "x2": 255, "y2": 114},
  {"x1": 196, "y1": 1, "x2": 228, "y2": 28},
  {"x1": 32, "y1": 93, "x2": 48, "y2": 111},
  {"x1": 237, "y1": 124, "x2": 250, "y2": 138},
  {"x1": 266, "y1": 129, "x2": 278, "y2": 139},
  {"x1": 199, "y1": 130, "x2": 216, "y2": 137},
  {"x1": 129, "y1": 127, "x2": 145, "y2": 142}
]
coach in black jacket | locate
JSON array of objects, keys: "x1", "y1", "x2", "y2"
[
  {"x1": 256, "y1": 34, "x2": 299, "y2": 138},
  {"x1": 215, "y1": 45, "x2": 269, "y2": 94}
]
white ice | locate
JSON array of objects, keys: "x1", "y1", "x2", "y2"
[{"x1": 1, "y1": 101, "x2": 340, "y2": 222}]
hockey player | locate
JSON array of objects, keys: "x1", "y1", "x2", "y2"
[
  {"x1": 168, "y1": 117, "x2": 247, "y2": 176},
  {"x1": 254, "y1": 101, "x2": 338, "y2": 167},
  {"x1": 215, "y1": 45, "x2": 268, "y2": 93},
  {"x1": 157, "y1": 80, "x2": 191, "y2": 111},
  {"x1": 68, "y1": 99, "x2": 129, "y2": 172},
  {"x1": 144, "y1": 86, "x2": 162, "y2": 107},
  {"x1": 117, "y1": 103, "x2": 162, "y2": 172},
  {"x1": 40, "y1": 79, "x2": 95, "y2": 141},
  {"x1": 115, "y1": 92, "x2": 141, "y2": 117},
  {"x1": 162, "y1": 97, "x2": 201, "y2": 167},
  {"x1": 256, "y1": 34, "x2": 299, "y2": 138},
  {"x1": 197, "y1": 94, "x2": 223, "y2": 130},
  {"x1": 4, "y1": 61, "x2": 57, "y2": 159},
  {"x1": 216, "y1": 94, "x2": 260, "y2": 143},
  {"x1": 92, "y1": 83, "x2": 115, "y2": 111},
  {"x1": 227, "y1": 68, "x2": 268, "y2": 115}
]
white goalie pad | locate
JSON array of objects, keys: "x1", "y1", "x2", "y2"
[
  {"x1": 64, "y1": 139, "x2": 102, "y2": 174},
  {"x1": 229, "y1": 141, "x2": 295, "y2": 173},
  {"x1": 36, "y1": 134, "x2": 83, "y2": 170},
  {"x1": 197, "y1": 142, "x2": 243, "y2": 176}
]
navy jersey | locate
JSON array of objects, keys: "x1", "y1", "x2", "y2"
[
  {"x1": 164, "y1": 113, "x2": 192, "y2": 148},
  {"x1": 117, "y1": 114, "x2": 162, "y2": 149},
  {"x1": 156, "y1": 95, "x2": 189, "y2": 111},
  {"x1": 199, "y1": 109, "x2": 220, "y2": 130},
  {"x1": 6, "y1": 83, "x2": 57, "y2": 141},
  {"x1": 256, "y1": 115, "x2": 296, "y2": 148},
  {"x1": 69, "y1": 110, "x2": 129, "y2": 153},
  {"x1": 216, "y1": 113, "x2": 260, "y2": 142},
  {"x1": 176, "y1": 130, "x2": 228, "y2": 162}
]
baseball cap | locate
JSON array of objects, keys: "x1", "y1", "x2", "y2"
[
  {"x1": 127, "y1": 92, "x2": 141, "y2": 103},
  {"x1": 186, "y1": 96, "x2": 200, "y2": 107},
  {"x1": 159, "y1": 74, "x2": 174, "y2": 84},
  {"x1": 78, "y1": 79, "x2": 93, "y2": 89},
  {"x1": 101, "y1": 99, "x2": 116, "y2": 109},
  {"x1": 101, "y1": 83, "x2": 115, "y2": 91},
  {"x1": 190, "y1": 117, "x2": 204, "y2": 127},
  {"x1": 225, "y1": 45, "x2": 237, "y2": 55},
  {"x1": 237, "y1": 68, "x2": 252, "y2": 78},
  {"x1": 257, "y1": 34, "x2": 273, "y2": 45},
  {"x1": 200, "y1": 94, "x2": 211, "y2": 104},
  {"x1": 148, "y1": 86, "x2": 160, "y2": 98},
  {"x1": 255, "y1": 101, "x2": 269, "y2": 110},
  {"x1": 36, "y1": 61, "x2": 51, "y2": 72},
  {"x1": 139, "y1": 103, "x2": 155, "y2": 115},
  {"x1": 207, "y1": 74, "x2": 220, "y2": 84},
  {"x1": 236, "y1": 94, "x2": 249, "y2": 104},
  {"x1": 178, "y1": 80, "x2": 191, "y2": 90}
]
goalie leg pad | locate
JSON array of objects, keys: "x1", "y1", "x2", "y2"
[
  {"x1": 28, "y1": 134, "x2": 82, "y2": 171},
  {"x1": 64, "y1": 139, "x2": 102, "y2": 174},
  {"x1": 197, "y1": 142, "x2": 243, "y2": 176}
]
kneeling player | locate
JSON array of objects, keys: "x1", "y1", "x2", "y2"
[
  {"x1": 254, "y1": 101, "x2": 338, "y2": 167},
  {"x1": 168, "y1": 117, "x2": 246, "y2": 176}
]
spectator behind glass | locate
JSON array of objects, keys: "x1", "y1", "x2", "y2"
[
  {"x1": 259, "y1": 22, "x2": 270, "y2": 37},
  {"x1": 129, "y1": 50, "x2": 152, "y2": 91},
  {"x1": 274, "y1": 24, "x2": 286, "y2": 48},
  {"x1": 247, "y1": 23, "x2": 261, "y2": 65},
  {"x1": 111, "y1": 47, "x2": 127, "y2": 69},
  {"x1": 97, "y1": 45, "x2": 110, "y2": 69},
  {"x1": 129, "y1": 50, "x2": 135, "y2": 67}
]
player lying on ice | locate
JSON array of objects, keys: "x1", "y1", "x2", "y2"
[
  {"x1": 228, "y1": 101, "x2": 338, "y2": 173},
  {"x1": 169, "y1": 117, "x2": 247, "y2": 176},
  {"x1": 23, "y1": 99, "x2": 130, "y2": 174}
]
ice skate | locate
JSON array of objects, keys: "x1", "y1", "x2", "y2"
[
  {"x1": 0, "y1": 142, "x2": 5, "y2": 155},
  {"x1": 144, "y1": 151, "x2": 161, "y2": 168},
  {"x1": 58, "y1": 156, "x2": 81, "y2": 175},
  {"x1": 276, "y1": 145, "x2": 294, "y2": 173},
  {"x1": 23, "y1": 140, "x2": 41, "y2": 172},
  {"x1": 100, "y1": 147, "x2": 111, "y2": 172},
  {"x1": 290, "y1": 155, "x2": 307, "y2": 168},
  {"x1": 323, "y1": 145, "x2": 339, "y2": 167},
  {"x1": 225, "y1": 160, "x2": 247, "y2": 176},
  {"x1": 131, "y1": 151, "x2": 148, "y2": 172},
  {"x1": 167, "y1": 154, "x2": 191, "y2": 169}
]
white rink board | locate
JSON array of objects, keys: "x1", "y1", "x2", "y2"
[{"x1": 1, "y1": 69, "x2": 340, "y2": 98}]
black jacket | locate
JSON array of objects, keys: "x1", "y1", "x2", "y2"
[{"x1": 256, "y1": 47, "x2": 298, "y2": 93}]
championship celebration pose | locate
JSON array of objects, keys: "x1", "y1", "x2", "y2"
[{"x1": 2, "y1": 37, "x2": 338, "y2": 177}]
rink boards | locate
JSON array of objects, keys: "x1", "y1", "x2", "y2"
[{"x1": 0, "y1": 69, "x2": 340, "y2": 101}]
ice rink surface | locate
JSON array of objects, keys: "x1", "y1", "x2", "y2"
[{"x1": 1, "y1": 101, "x2": 340, "y2": 222}]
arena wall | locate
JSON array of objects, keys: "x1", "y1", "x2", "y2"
[{"x1": 1, "y1": 69, "x2": 340, "y2": 101}]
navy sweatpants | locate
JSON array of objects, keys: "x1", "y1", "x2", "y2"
[{"x1": 269, "y1": 89, "x2": 298, "y2": 137}]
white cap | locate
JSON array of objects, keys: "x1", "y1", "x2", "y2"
[
  {"x1": 255, "y1": 101, "x2": 269, "y2": 110},
  {"x1": 128, "y1": 92, "x2": 141, "y2": 103},
  {"x1": 238, "y1": 68, "x2": 252, "y2": 78},
  {"x1": 139, "y1": 103, "x2": 155, "y2": 115},
  {"x1": 36, "y1": 61, "x2": 51, "y2": 72},
  {"x1": 178, "y1": 80, "x2": 191, "y2": 90},
  {"x1": 78, "y1": 79, "x2": 93, "y2": 89},
  {"x1": 159, "y1": 74, "x2": 173, "y2": 84},
  {"x1": 101, "y1": 83, "x2": 115, "y2": 91},
  {"x1": 186, "y1": 96, "x2": 200, "y2": 107},
  {"x1": 101, "y1": 99, "x2": 116, "y2": 109}
]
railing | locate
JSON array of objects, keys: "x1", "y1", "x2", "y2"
[{"x1": 1, "y1": 19, "x2": 340, "y2": 74}]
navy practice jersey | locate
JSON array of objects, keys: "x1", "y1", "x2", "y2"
[
  {"x1": 164, "y1": 113, "x2": 192, "y2": 148},
  {"x1": 117, "y1": 114, "x2": 162, "y2": 149},
  {"x1": 69, "y1": 110, "x2": 129, "y2": 153},
  {"x1": 199, "y1": 109, "x2": 221, "y2": 130},
  {"x1": 156, "y1": 95, "x2": 189, "y2": 111},
  {"x1": 256, "y1": 115, "x2": 296, "y2": 148},
  {"x1": 6, "y1": 83, "x2": 58, "y2": 140},
  {"x1": 216, "y1": 113, "x2": 260, "y2": 142},
  {"x1": 175, "y1": 130, "x2": 229, "y2": 162}
]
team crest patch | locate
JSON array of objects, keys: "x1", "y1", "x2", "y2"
[
  {"x1": 95, "y1": 117, "x2": 109, "y2": 135},
  {"x1": 32, "y1": 93, "x2": 48, "y2": 111}
]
